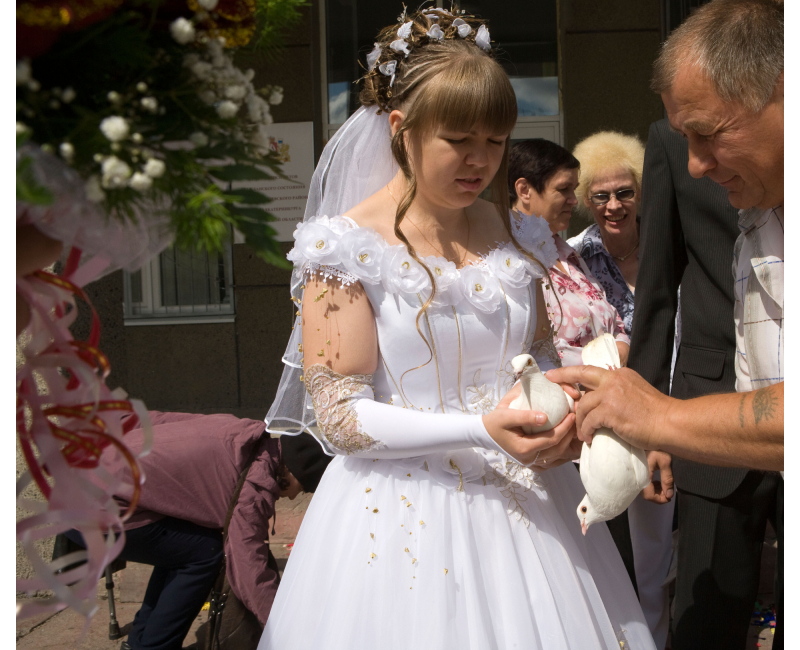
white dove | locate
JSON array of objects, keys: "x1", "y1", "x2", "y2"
[
  {"x1": 509, "y1": 354, "x2": 574, "y2": 433},
  {"x1": 576, "y1": 333, "x2": 650, "y2": 535}
]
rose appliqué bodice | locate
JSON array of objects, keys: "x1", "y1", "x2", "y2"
[{"x1": 288, "y1": 214, "x2": 558, "y2": 418}]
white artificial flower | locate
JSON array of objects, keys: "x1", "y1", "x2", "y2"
[
  {"x1": 426, "y1": 24, "x2": 444, "y2": 40},
  {"x1": 397, "y1": 20, "x2": 413, "y2": 39},
  {"x1": 224, "y1": 85, "x2": 247, "y2": 100},
  {"x1": 390, "y1": 39, "x2": 411, "y2": 58},
  {"x1": 427, "y1": 449, "x2": 486, "y2": 489},
  {"x1": 136, "y1": 82, "x2": 148, "y2": 93},
  {"x1": 143, "y1": 158, "x2": 166, "y2": 178},
  {"x1": 27, "y1": 79, "x2": 41, "y2": 92},
  {"x1": 93, "y1": 153, "x2": 104, "y2": 162},
  {"x1": 107, "y1": 90, "x2": 122, "y2": 104},
  {"x1": 198, "y1": 0, "x2": 219, "y2": 10},
  {"x1": 190, "y1": 61, "x2": 214, "y2": 80},
  {"x1": 380, "y1": 246, "x2": 430, "y2": 297},
  {"x1": 244, "y1": 68, "x2": 255, "y2": 81},
  {"x1": 189, "y1": 131, "x2": 209, "y2": 147},
  {"x1": 170, "y1": 17, "x2": 196, "y2": 45},
  {"x1": 216, "y1": 100, "x2": 239, "y2": 119},
  {"x1": 111, "y1": 142, "x2": 121, "y2": 152},
  {"x1": 379, "y1": 60, "x2": 397, "y2": 86},
  {"x1": 16, "y1": 59, "x2": 31, "y2": 85},
  {"x1": 199, "y1": 89, "x2": 217, "y2": 105},
  {"x1": 61, "y1": 87, "x2": 76, "y2": 103},
  {"x1": 366, "y1": 42, "x2": 382, "y2": 71},
  {"x1": 101, "y1": 156, "x2": 132, "y2": 188},
  {"x1": 338, "y1": 228, "x2": 387, "y2": 285},
  {"x1": 452, "y1": 17, "x2": 472, "y2": 38},
  {"x1": 99, "y1": 116, "x2": 130, "y2": 142},
  {"x1": 16, "y1": 122, "x2": 29, "y2": 135},
  {"x1": 269, "y1": 87, "x2": 284, "y2": 106},
  {"x1": 287, "y1": 220, "x2": 340, "y2": 266},
  {"x1": 59, "y1": 142, "x2": 74, "y2": 163},
  {"x1": 131, "y1": 132, "x2": 143, "y2": 144},
  {"x1": 85, "y1": 175, "x2": 106, "y2": 202},
  {"x1": 475, "y1": 25, "x2": 491, "y2": 51},
  {"x1": 140, "y1": 97, "x2": 158, "y2": 113},
  {"x1": 426, "y1": 257, "x2": 464, "y2": 306},
  {"x1": 129, "y1": 171, "x2": 153, "y2": 191},
  {"x1": 459, "y1": 265, "x2": 502, "y2": 313},
  {"x1": 486, "y1": 245, "x2": 529, "y2": 289}
]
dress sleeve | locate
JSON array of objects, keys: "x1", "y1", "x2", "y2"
[{"x1": 304, "y1": 364, "x2": 505, "y2": 459}]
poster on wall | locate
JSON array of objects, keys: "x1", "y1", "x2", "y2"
[{"x1": 233, "y1": 121, "x2": 314, "y2": 242}]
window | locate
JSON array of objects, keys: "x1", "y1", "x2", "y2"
[
  {"x1": 123, "y1": 239, "x2": 235, "y2": 325},
  {"x1": 321, "y1": 0, "x2": 561, "y2": 143}
]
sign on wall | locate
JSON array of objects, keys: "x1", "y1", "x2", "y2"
[{"x1": 233, "y1": 121, "x2": 315, "y2": 242}]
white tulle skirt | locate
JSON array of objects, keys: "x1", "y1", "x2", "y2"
[{"x1": 259, "y1": 453, "x2": 655, "y2": 650}]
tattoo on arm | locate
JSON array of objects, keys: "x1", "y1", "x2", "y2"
[
  {"x1": 738, "y1": 394, "x2": 746, "y2": 428},
  {"x1": 752, "y1": 387, "x2": 778, "y2": 425}
]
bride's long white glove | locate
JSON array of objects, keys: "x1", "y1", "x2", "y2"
[{"x1": 305, "y1": 363, "x2": 504, "y2": 458}]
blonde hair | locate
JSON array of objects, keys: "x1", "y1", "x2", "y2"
[
  {"x1": 572, "y1": 131, "x2": 645, "y2": 218},
  {"x1": 651, "y1": 0, "x2": 783, "y2": 114}
]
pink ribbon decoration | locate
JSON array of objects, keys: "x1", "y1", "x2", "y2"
[{"x1": 16, "y1": 248, "x2": 153, "y2": 623}]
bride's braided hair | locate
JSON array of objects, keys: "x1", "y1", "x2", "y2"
[{"x1": 357, "y1": 8, "x2": 553, "y2": 380}]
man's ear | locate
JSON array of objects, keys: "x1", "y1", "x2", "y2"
[{"x1": 389, "y1": 110, "x2": 405, "y2": 136}]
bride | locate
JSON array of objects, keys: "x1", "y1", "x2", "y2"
[{"x1": 260, "y1": 8, "x2": 655, "y2": 650}]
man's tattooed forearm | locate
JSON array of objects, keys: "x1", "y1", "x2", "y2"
[
  {"x1": 739, "y1": 394, "x2": 746, "y2": 428},
  {"x1": 752, "y1": 387, "x2": 778, "y2": 425}
]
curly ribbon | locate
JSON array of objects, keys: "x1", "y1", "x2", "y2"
[{"x1": 16, "y1": 246, "x2": 153, "y2": 623}]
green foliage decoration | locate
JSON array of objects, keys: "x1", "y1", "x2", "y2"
[{"x1": 16, "y1": 0, "x2": 308, "y2": 268}]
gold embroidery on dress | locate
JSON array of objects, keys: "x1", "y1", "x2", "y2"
[
  {"x1": 484, "y1": 457, "x2": 546, "y2": 528},
  {"x1": 531, "y1": 335, "x2": 562, "y2": 369},
  {"x1": 466, "y1": 369, "x2": 497, "y2": 414},
  {"x1": 304, "y1": 364, "x2": 384, "y2": 454}
]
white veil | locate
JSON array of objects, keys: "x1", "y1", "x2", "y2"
[{"x1": 264, "y1": 106, "x2": 397, "y2": 440}]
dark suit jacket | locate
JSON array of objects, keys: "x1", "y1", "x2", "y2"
[{"x1": 628, "y1": 118, "x2": 745, "y2": 499}]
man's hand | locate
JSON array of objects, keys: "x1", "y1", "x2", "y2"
[
  {"x1": 641, "y1": 450, "x2": 674, "y2": 504},
  {"x1": 544, "y1": 365, "x2": 673, "y2": 450}
]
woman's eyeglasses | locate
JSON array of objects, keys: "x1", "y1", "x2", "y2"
[{"x1": 589, "y1": 189, "x2": 636, "y2": 205}]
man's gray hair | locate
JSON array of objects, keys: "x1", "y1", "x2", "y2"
[{"x1": 652, "y1": 0, "x2": 783, "y2": 113}]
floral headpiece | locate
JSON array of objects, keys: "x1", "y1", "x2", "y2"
[{"x1": 362, "y1": 8, "x2": 493, "y2": 112}]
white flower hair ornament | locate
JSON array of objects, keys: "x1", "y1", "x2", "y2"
[
  {"x1": 367, "y1": 42, "x2": 382, "y2": 71},
  {"x1": 475, "y1": 25, "x2": 491, "y2": 51},
  {"x1": 426, "y1": 24, "x2": 444, "y2": 40},
  {"x1": 379, "y1": 60, "x2": 397, "y2": 86},
  {"x1": 397, "y1": 20, "x2": 413, "y2": 39},
  {"x1": 390, "y1": 39, "x2": 411, "y2": 58},
  {"x1": 452, "y1": 18, "x2": 472, "y2": 38}
]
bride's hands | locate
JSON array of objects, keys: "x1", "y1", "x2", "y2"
[
  {"x1": 486, "y1": 379, "x2": 582, "y2": 467},
  {"x1": 482, "y1": 407, "x2": 576, "y2": 467}
]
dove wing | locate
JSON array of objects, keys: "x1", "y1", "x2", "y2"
[{"x1": 581, "y1": 333, "x2": 621, "y2": 370}]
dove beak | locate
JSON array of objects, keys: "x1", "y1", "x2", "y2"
[
  {"x1": 581, "y1": 520, "x2": 588, "y2": 536},
  {"x1": 513, "y1": 369, "x2": 523, "y2": 382}
]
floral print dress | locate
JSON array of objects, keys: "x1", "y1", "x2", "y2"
[{"x1": 544, "y1": 234, "x2": 629, "y2": 367}]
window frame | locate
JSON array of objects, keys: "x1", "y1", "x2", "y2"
[{"x1": 122, "y1": 238, "x2": 236, "y2": 326}]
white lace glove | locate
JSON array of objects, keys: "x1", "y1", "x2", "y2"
[{"x1": 305, "y1": 364, "x2": 504, "y2": 458}]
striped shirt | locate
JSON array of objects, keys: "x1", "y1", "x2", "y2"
[{"x1": 732, "y1": 205, "x2": 784, "y2": 392}]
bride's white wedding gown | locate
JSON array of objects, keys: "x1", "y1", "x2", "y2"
[{"x1": 259, "y1": 214, "x2": 655, "y2": 650}]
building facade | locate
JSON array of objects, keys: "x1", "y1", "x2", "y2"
[{"x1": 81, "y1": 0, "x2": 670, "y2": 419}]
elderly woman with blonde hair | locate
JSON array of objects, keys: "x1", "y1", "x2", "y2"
[{"x1": 567, "y1": 131, "x2": 645, "y2": 336}]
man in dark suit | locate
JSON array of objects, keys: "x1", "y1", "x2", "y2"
[{"x1": 626, "y1": 118, "x2": 781, "y2": 649}]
